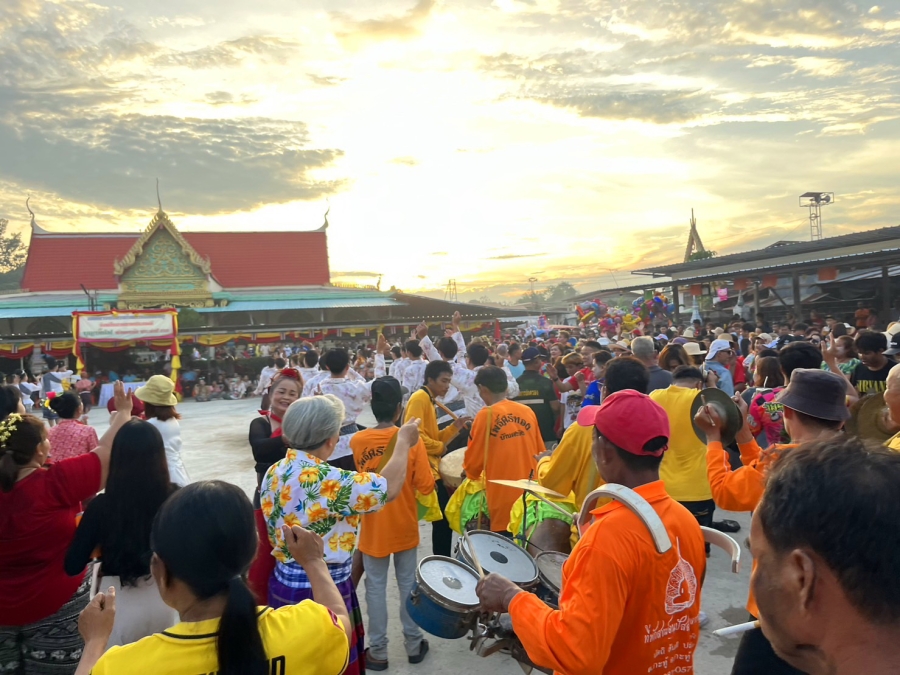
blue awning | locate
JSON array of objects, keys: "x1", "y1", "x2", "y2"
[
  {"x1": 195, "y1": 297, "x2": 404, "y2": 313},
  {"x1": 0, "y1": 306, "x2": 88, "y2": 319}
]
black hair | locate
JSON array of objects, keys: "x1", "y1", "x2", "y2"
[
  {"x1": 304, "y1": 350, "x2": 319, "y2": 368},
  {"x1": 757, "y1": 348, "x2": 779, "y2": 358},
  {"x1": 508, "y1": 343, "x2": 521, "y2": 356},
  {"x1": 613, "y1": 444, "x2": 664, "y2": 472},
  {"x1": 742, "y1": 322, "x2": 755, "y2": 332},
  {"x1": 102, "y1": 419, "x2": 174, "y2": 586},
  {"x1": 672, "y1": 365, "x2": 703, "y2": 383},
  {"x1": 266, "y1": 358, "x2": 276, "y2": 368},
  {"x1": 404, "y1": 340, "x2": 423, "y2": 359},
  {"x1": 593, "y1": 351, "x2": 614, "y2": 366},
  {"x1": 323, "y1": 348, "x2": 351, "y2": 375},
  {"x1": 372, "y1": 399, "x2": 401, "y2": 423},
  {"x1": 856, "y1": 330, "x2": 888, "y2": 354},
  {"x1": 793, "y1": 322, "x2": 809, "y2": 332},
  {"x1": 759, "y1": 437, "x2": 900, "y2": 624},
  {"x1": 274, "y1": 358, "x2": 286, "y2": 369},
  {"x1": 424, "y1": 360, "x2": 452, "y2": 384},
  {"x1": 0, "y1": 385, "x2": 22, "y2": 418},
  {"x1": 473, "y1": 366, "x2": 508, "y2": 394},
  {"x1": 604, "y1": 356, "x2": 649, "y2": 395},
  {"x1": 151, "y1": 481, "x2": 266, "y2": 675},
  {"x1": 582, "y1": 340, "x2": 603, "y2": 351},
  {"x1": 390, "y1": 346, "x2": 402, "y2": 359},
  {"x1": 48, "y1": 391, "x2": 81, "y2": 419},
  {"x1": 779, "y1": 341, "x2": 824, "y2": 379},
  {"x1": 0, "y1": 415, "x2": 45, "y2": 492},
  {"x1": 467, "y1": 344, "x2": 490, "y2": 367},
  {"x1": 789, "y1": 409, "x2": 845, "y2": 431},
  {"x1": 371, "y1": 377, "x2": 403, "y2": 423},
  {"x1": 437, "y1": 337, "x2": 458, "y2": 360}
]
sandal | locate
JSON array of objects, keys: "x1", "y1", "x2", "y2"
[
  {"x1": 408, "y1": 639, "x2": 430, "y2": 664},
  {"x1": 712, "y1": 519, "x2": 741, "y2": 533}
]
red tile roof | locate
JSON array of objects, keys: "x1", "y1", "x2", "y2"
[{"x1": 21, "y1": 228, "x2": 330, "y2": 292}]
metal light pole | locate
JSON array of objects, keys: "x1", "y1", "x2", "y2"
[
  {"x1": 528, "y1": 277, "x2": 539, "y2": 311},
  {"x1": 799, "y1": 192, "x2": 834, "y2": 241}
]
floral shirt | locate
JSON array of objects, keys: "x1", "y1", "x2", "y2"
[
  {"x1": 261, "y1": 449, "x2": 388, "y2": 565},
  {"x1": 748, "y1": 387, "x2": 788, "y2": 447},
  {"x1": 47, "y1": 419, "x2": 99, "y2": 463}
]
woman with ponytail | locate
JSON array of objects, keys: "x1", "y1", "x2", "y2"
[
  {"x1": 74, "y1": 480, "x2": 351, "y2": 675},
  {"x1": 0, "y1": 382, "x2": 132, "y2": 674}
]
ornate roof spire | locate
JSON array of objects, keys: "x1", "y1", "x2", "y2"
[
  {"x1": 156, "y1": 178, "x2": 163, "y2": 214},
  {"x1": 26, "y1": 196, "x2": 35, "y2": 227}
]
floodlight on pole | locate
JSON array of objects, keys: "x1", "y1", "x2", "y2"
[
  {"x1": 528, "y1": 277, "x2": 539, "y2": 311},
  {"x1": 799, "y1": 192, "x2": 834, "y2": 241}
]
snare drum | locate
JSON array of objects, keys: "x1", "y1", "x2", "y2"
[
  {"x1": 406, "y1": 556, "x2": 480, "y2": 640},
  {"x1": 534, "y1": 551, "x2": 568, "y2": 608},
  {"x1": 439, "y1": 448, "x2": 466, "y2": 490},
  {"x1": 456, "y1": 530, "x2": 538, "y2": 589}
]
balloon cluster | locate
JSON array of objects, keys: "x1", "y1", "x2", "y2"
[{"x1": 576, "y1": 293, "x2": 675, "y2": 330}]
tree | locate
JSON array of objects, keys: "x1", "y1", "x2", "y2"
[
  {"x1": 517, "y1": 289, "x2": 547, "y2": 307},
  {"x1": 688, "y1": 250, "x2": 717, "y2": 261},
  {"x1": 0, "y1": 218, "x2": 26, "y2": 273},
  {"x1": 545, "y1": 282, "x2": 577, "y2": 303},
  {"x1": 178, "y1": 308, "x2": 206, "y2": 328}
]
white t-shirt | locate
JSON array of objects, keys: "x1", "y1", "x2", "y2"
[{"x1": 146, "y1": 417, "x2": 190, "y2": 487}]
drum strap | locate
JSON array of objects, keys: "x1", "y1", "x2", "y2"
[
  {"x1": 375, "y1": 432, "x2": 399, "y2": 473},
  {"x1": 477, "y1": 406, "x2": 492, "y2": 531}
]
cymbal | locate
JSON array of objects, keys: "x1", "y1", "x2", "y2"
[
  {"x1": 488, "y1": 479, "x2": 566, "y2": 498},
  {"x1": 690, "y1": 388, "x2": 742, "y2": 447},
  {"x1": 847, "y1": 392, "x2": 896, "y2": 443}
]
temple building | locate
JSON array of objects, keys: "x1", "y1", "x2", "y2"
[{"x1": 0, "y1": 206, "x2": 526, "y2": 364}]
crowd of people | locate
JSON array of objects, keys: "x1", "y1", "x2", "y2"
[{"x1": 1, "y1": 306, "x2": 899, "y2": 675}]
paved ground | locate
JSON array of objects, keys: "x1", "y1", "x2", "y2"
[{"x1": 92, "y1": 397, "x2": 750, "y2": 674}]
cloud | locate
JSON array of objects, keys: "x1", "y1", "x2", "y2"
[
  {"x1": 307, "y1": 73, "x2": 346, "y2": 86},
  {"x1": 0, "y1": 0, "x2": 344, "y2": 214},
  {"x1": 486, "y1": 253, "x2": 546, "y2": 260},
  {"x1": 332, "y1": 270, "x2": 382, "y2": 278},
  {"x1": 334, "y1": 0, "x2": 435, "y2": 47},
  {"x1": 390, "y1": 156, "x2": 418, "y2": 166}
]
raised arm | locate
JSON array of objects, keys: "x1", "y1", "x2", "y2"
[{"x1": 378, "y1": 419, "x2": 420, "y2": 502}]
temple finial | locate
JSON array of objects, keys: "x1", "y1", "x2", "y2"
[
  {"x1": 26, "y1": 196, "x2": 35, "y2": 226},
  {"x1": 156, "y1": 178, "x2": 162, "y2": 213},
  {"x1": 322, "y1": 203, "x2": 330, "y2": 229}
]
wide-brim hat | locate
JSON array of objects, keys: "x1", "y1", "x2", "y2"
[
  {"x1": 775, "y1": 368, "x2": 850, "y2": 422},
  {"x1": 135, "y1": 375, "x2": 177, "y2": 407},
  {"x1": 682, "y1": 342, "x2": 707, "y2": 356},
  {"x1": 690, "y1": 387, "x2": 742, "y2": 447}
]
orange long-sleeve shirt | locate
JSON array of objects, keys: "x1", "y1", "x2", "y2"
[
  {"x1": 509, "y1": 481, "x2": 706, "y2": 675},
  {"x1": 705, "y1": 438, "x2": 797, "y2": 616},
  {"x1": 352, "y1": 428, "x2": 434, "y2": 558},
  {"x1": 404, "y1": 388, "x2": 459, "y2": 480},
  {"x1": 464, "y1": 398, "x2": 541, "y2": 532}
]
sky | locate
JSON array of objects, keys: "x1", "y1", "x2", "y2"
[{"x1": 1, "y1": 0, "x2": 899, "y2": 303}]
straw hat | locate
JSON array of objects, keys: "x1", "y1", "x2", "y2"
[
  {"x1": 682, "y1": 342, "x2": 707, "y2": 356},
  {"x1": 683, "y1": 327, "x2": 696, "y2": 338},
  {"x1": 135, "y1": 375, "x2": 178, "y2": 407}
]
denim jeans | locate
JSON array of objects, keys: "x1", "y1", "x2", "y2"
[{"x1": 362, "y1": 547, "x2": 423, "y2": 660}]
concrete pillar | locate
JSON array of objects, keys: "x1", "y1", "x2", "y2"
[
  {"x1": 882, "y1": 266, "x2": 891, "y2": 320},
  {"x1": 671, "y1": 284, "x2": 680, "y2": 324},
  {"x1": 791, "y1": 271, "x2": 802, "y2": 321}
]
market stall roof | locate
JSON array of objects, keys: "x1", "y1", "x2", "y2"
[
  {"x1": 631, "y1": 225, "x2": 900, "y2": 283},
  {"x1": 196, "y1": 296, "x2": 403, "y2": 312}
]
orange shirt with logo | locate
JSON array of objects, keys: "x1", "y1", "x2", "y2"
[
  {"x1": 706, "y1": 438, "x2": 797, "y2": 616},
  {"x1": 509, "y1": 481, "x2": 706, "y2": 675},
  {"x1": 464, "y1": 398, "x2": 541, "y2": 532},
  {"x1": 351, "y1": 427, "x2": 435, "y2": 558}
]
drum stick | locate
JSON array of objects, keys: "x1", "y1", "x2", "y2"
[
  {"x1": 462, "y1": 530, "x2": 485, "y2": 578},
  {"x1": 526, "y1": 490, "x2": 575, "y2": 522},
  {"x1": 712, "y1": 620, "x2": 759, "y2": 638},
  {"x1": 700, "y1": 393, "x2": 716, "y2": 427}
]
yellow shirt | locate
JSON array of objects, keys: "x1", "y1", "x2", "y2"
[
  {"x1": 91, "y1": 603, "x2": 349, "y2": 675},
  {"x1": 886, "y1": 432, "x2": 900, "y2": 452},
  {"x1": 651, "y1": 385, "x2": 713, "y2": 503},
  {"x1": 404, "y1": 388, "x2": 459, "y2": 480},
  {"x1": 537, "y1": 423, "x2": 603, "y2": 510}
]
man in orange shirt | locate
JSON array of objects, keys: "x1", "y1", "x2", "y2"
[
  {"x1": 464, "y1": 366, "x2": 541, "y2": 533},
  {"x1": 695, "y1": 368, "x2": 849, "y2": 675},
  {"x1": 477, "y1": 390, "x2": 706, "y2": 675},
  {"x1": 352, "y1": 377, "x2": 434, "y2": 670}
]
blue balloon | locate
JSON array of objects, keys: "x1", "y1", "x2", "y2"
[{"x1": 667, "y1": 303, "x2": 676, "y2": 314}]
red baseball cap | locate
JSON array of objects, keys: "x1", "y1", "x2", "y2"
[{"x1": 576, "y1": 390, "x2": 670, "y2": 457}]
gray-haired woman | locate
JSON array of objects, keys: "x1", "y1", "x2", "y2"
[{"x1": 259, "y1": 395, "x2": 420, "y2": 675}]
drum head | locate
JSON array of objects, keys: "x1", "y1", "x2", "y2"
[
  {"x1": 461, "y1": 531, "x2": 538, "y2": 585},
  {"x1": 535, "y1": 551, "x2": 568, "y2": 594},
  {"x1": 418, "y1": 556, "x2": 480, "y2": 609}
]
